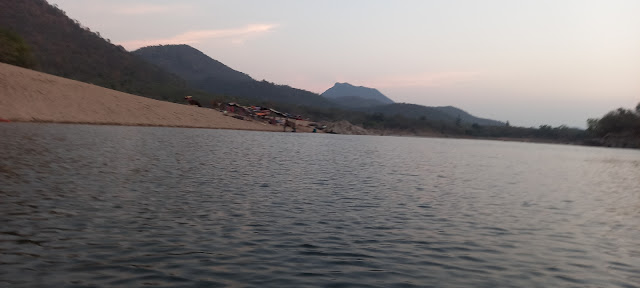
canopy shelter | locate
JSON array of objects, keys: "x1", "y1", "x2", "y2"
[{"x1": 269, "y1": 108, "x2": 287, "y2": 118}]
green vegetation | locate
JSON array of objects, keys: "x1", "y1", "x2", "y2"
[{"x1": 0, "y1": 27, "x2": 36, "y2": 68}]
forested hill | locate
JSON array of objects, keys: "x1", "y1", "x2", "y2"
[
  {"x1": 134, "y1": 45, "x2": 336, "y2": 108},
  {"x1": 0, "y1": 0, "x2": 194, "y2": 102}
]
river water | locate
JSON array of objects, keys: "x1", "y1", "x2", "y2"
[{"x1": 1, "y1": 123, "x2": 639, "y2": 287}]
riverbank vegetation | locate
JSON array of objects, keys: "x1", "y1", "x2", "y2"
[{"x1": 584, "y1": 103, "x2": 640, "y2": 148}]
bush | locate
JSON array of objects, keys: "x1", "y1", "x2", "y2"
[{"x1": 0, "y1": 27, "x2": 36, "y2": 68}]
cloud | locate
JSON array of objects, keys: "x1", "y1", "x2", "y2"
[
  {"x1": 113, "y1": 3, "x2": 192, "y2": 15},
  {"x1": 368, "y1": 71, "x2": 482, "y2": 88},
  {"x1": 118, "y1": 24, "x2": 278, "y2": 50}
]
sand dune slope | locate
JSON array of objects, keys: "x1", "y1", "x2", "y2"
[{"x1": 0, "y1": 62, "x2": 283, "y2": 131}]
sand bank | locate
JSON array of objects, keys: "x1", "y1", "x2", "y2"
[{"x1": 0, "y1": 62, "x2": 313, "y2": 132}]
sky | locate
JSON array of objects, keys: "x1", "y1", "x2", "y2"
[{"x1": 50, "y1": 0, "x2": 640, "y2": 128}]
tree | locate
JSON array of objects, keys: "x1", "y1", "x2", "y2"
[
  {"x1": 371, "y1": 112, "x2": 385, "y2": 122},
  {"x1": 588, "y1": 106, "x2": 640, "y2": 137},
  {"x1": 587, "y1": 118, "x2": 599, "y2": 133},
  {"x1": 0, "y1": 28, "x2": 36, "y2": 68}
]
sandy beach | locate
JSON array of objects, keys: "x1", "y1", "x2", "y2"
[{"x1": 0, "y1": 62, "x2": 314, "y2": 132}]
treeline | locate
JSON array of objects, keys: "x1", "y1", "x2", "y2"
[
  {"x1": 353, "y1": 112, "x2": 586, "y2": 141},
  {"x1": 222, "y1": 100, "x2": 587, "y2": 142},
  {"x1": 587, "y1": 103, "x2": 640, "y2": 138},
  {"x1": 465, "y1": 124, "x2": 585, "y2": 141}
]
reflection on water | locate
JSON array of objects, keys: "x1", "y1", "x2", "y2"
[{"x1": 1, "y1": 123, "x2": 639, "y2": 287}]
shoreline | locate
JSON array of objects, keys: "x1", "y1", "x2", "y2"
[
  {"x1": 0, "y1": 62, "x2": 313, "y2": 133},
  {"x1": 1, "y1": 62, "x2": 633, "y2": 148},
  {"x1": 3, "y1": 113, "x2": 628, "y2": 150}
]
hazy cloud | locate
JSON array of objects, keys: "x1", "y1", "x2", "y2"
[
  {"x1": 119, "y1": 24, "x2": 278, "y2": 50},
  {"x1": 113, "y1": 3, "x2": 192, "y2": 15},
  {"x1": 370, "y1": 72, "x2": 482, "y2": 88}
]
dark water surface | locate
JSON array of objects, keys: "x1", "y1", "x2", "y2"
[{"x1": 1, "y1": 123, "x2": 639, "y2": 287}]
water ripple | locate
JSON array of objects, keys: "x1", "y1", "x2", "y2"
[{"x1": 1, "y1": 123, "x2": 639, "y2": 287}]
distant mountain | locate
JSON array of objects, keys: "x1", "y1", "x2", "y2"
[
  {"x1": 363, "y1": 103, "x2": 504, "y2": 126},
  {"x1": 321, "y1": 82, "x2": 503, "y2": 126},
  {"x1": 0, "y1": 0, "x2": 193, "y2": 102},
  {"x1": 322, "y1": 83, "x2": 394, "y2": 107},
  {"x1": 134, "y1": 45, "x2": 335, "y2": 108}
]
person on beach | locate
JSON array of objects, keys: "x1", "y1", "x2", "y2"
[{"x1": 184, "y1": 96, "x2": 202, "y2": 107}]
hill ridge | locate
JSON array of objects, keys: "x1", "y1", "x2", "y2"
[
  {"x1": 322, "y1": 82, "x2": 394, "y2": 106},
  {"x1": 134, "y1": 45, "x2": 253, "y2": 84},
  {"x1": 133, "y1": 44, "x2": 335, "y2": 108}
]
